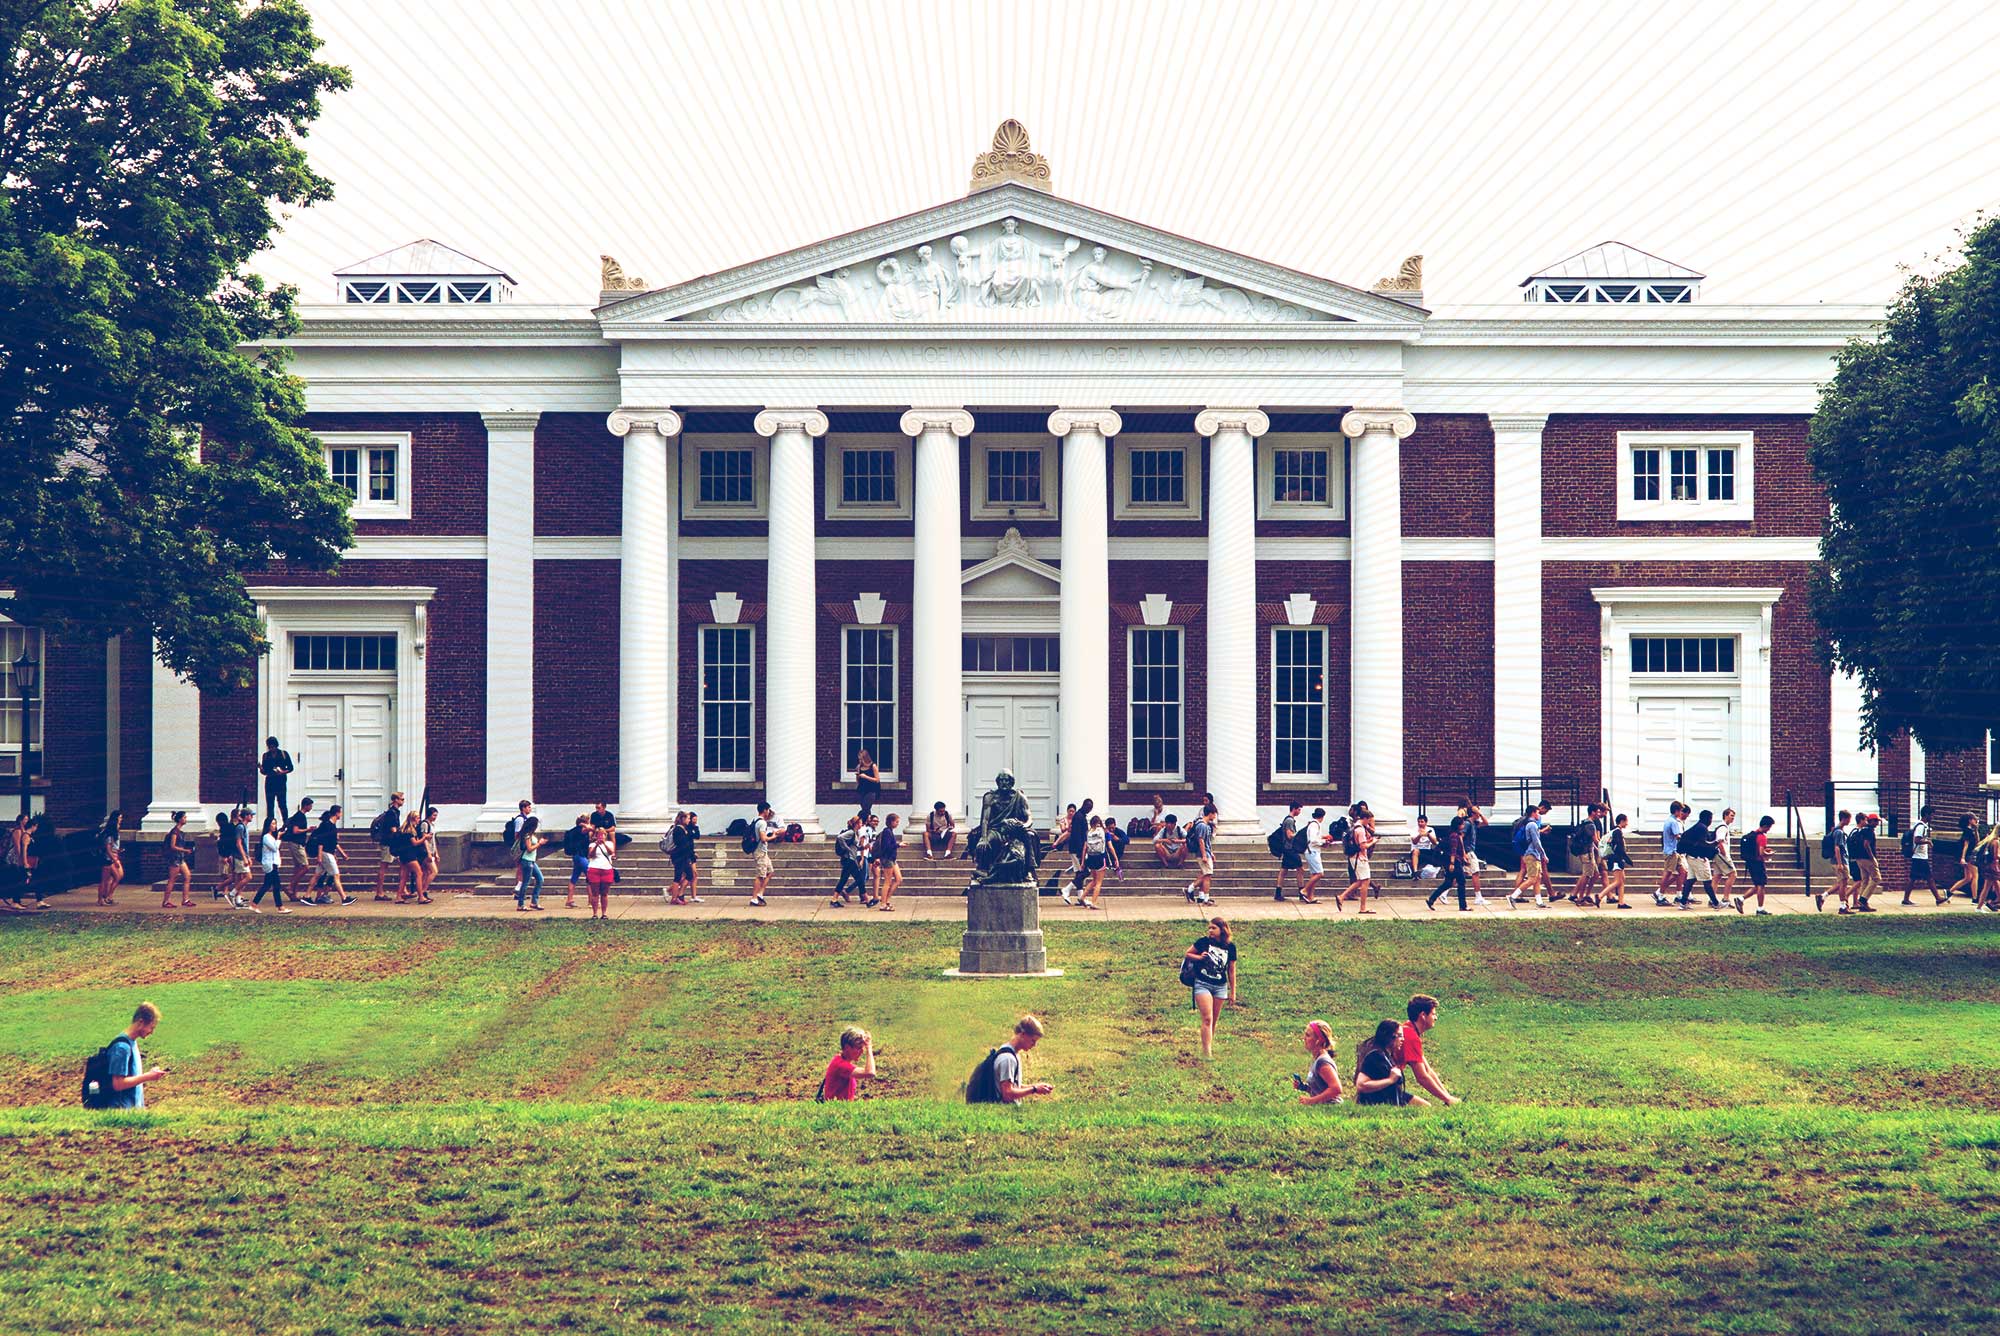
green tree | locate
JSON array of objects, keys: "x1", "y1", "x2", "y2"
[
  {"x1": 1811, "y1": 214, "x2": 2000, "y2": 753},
  {"x1": 0, "y1": 0, "x2": 351, "y2": 687}
]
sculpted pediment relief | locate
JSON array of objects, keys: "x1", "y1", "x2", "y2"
[{"x1": 681, "y1": 216, "x2": 1334, "y2": 326}]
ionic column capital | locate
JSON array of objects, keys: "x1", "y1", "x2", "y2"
[
  {"x1": 1488, "y1": 413, "x2": 1550, "y2": 436},
  {"x1": 481, "y1": 410, "x2": 543, "y2": 433},
  {"x1": 753, "y1": 407, "x2": 829, "y2": 439},
  {"x1": 606, "y1": 408, "x2": 683, "y2": 438},
  {"x1": 1048, "y1": 408, "x2": 1121, "y2": 439},
  {"x1": 1194, "y1": 408, "x2": 1271, "y2": 439},
  {"x1": 1340, "y1": 408, "x2": 1417, "y2": 440},
  {"x1": 899, "y1": 408, "x2": 976, "y2": 438}
]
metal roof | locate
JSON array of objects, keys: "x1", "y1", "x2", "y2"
[
  {"x1": 1523, "y1": 241, "x2": 1704, "y2": 284},
  {"x1": 334, "y1": 239, "x2": 516, "y2": 282}
]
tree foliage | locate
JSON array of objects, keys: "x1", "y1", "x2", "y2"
[
  {"x1": 1810, "y1": 214, "x2": 2000, "y2": 754},
  {"x1": 0, "y1": 0, "x2": 351, "y2": 687}
]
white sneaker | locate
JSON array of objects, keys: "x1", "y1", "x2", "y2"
[
  {"x1": 1059, "y1": 890, "x2": 1074, "y2": 905},
  {"x1": 689, "y1": 896, "x2": 705, "y2": 904},
  {"x1": 1533, "y1": 895, "x2": 1548, "y2": 908},
  {"x1": 1652, "y1": 892, "x2": 1668, "y2": 906},
  {"x1": 1473, "y1": 894, "x2": 1488, "y2": 906},
  {"x1": 249, "y1": 906, "x2": 262, "y2": 914}
]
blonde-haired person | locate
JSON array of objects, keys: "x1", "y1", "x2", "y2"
[
  {"x1": 872, "y1": 812, "x2": 904, "y2": 911},
  {"x1": 819, "y1": 1026, "x2": 879, "y2": 1101},
  {"x1": 1293, "y1": 1020, "x2": 1344, "y2": 1105},
  {"x1": 1183, "y1": 917, "x2": 1239, "y2": 1057}
]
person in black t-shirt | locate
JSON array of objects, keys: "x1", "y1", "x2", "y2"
[
  {"x1": 1354, "y1": 1019, "x2": 1427, "y2": 1107},
  {"x1": 1182, "y1": 917, "x2": 1239, "y2": 1058},
  {"x1": 282, "y1": 798, "x2": 316, "y2": 901},
  {"x1": 259, "y1": 736, "x2": 294, "y2": 823}
]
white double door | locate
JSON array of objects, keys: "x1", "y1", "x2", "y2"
[
  {"x1": 964, "y1": 692, "x2": 1059, "y2": 827},
  {"x1": 295, "y1": 692, "x2": 394, "y2": 820},
  {"x1": 1634, "y1": 694, "x2": 1737, "y2": 822}
]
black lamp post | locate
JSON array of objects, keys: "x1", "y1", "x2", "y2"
[{"x1": 12, "y1": 652, "x2": 37, "y2": 821}]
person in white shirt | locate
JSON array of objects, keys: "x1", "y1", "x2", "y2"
[
  {"x1": 1714, "y1": 808, "x2": 1740, "y2": 904},
  {"x1": 1907, "y1": 805, "x2": 1938, "y2": 905},
  {"x1": 1299, "y1": 808, "x2": 1328, "y2": 903},
  {"x1": 251, "y1": 818, "x2": 289, "y2": 913},
  {"x1": 749, "y1": 804, "x2": 778, "y2": 907}
]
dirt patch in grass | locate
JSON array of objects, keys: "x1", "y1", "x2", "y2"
[
  {"x1": 0, "y1": 936, "x2": 451, "y2": 991},
  {"x1": 1816, "y1": 1064, "x2": 2000, "y2": 1110}
]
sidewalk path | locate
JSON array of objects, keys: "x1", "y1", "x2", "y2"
[{"x1": 24, "y1": 891, "x2": 1983, "y2": 925}]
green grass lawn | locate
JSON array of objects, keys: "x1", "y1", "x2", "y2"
[{"x1": 2, "y1": 915, "x2": 1997, "y2": 1333}]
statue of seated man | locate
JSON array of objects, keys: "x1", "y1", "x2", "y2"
[{"x1": 971, "y1": 771, "x2": 1040, "y2": 887}]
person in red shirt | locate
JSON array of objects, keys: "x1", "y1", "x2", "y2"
[
  {"x1": 819, "y1": 1026, "x2": 878, "y2": 1101},
  {"x1": 1400, "y1": 994, "x2": 1459, "y2": 1105}
]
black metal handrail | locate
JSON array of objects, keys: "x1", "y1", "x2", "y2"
[{"x1": 1785, "y1": 790, "x2": 1812, "y2": 901}]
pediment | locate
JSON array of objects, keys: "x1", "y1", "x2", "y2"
[
  {"x1": 601, "y1": 184, "x2": 1426, "y2": 329},
  {"x1": 961, "y1": 548, "x2": 1061, "y2": 599}
]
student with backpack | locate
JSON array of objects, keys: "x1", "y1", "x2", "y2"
[
  {"x1": 1181, "y1": 917, "x2": 1238, "y2": 1058},
  {"x1": 84, "y1": 1001, "x2": 165, "y2": 1109},
  {"x1": 1655, "y1": 802, "x2": 1690, "y2": 906},
  {"x1": 1298, "y1": 808, "x2": 1329, "y2": 903},
  {"x1": 309, "y1": 805, "x2": 346, "y2": 903},
  {"x1": 669, "y1": 811, "x2": 702, "y2": 905},
  {"x1": 1269, "y1": 802, "x2": 1308, "y2": 903},
  {"x1": 370, "y1": 793, "x2": 408, "y2": 901},
  {"x1": 1823, "y1": 810, "x2": 1853, "y2": 913},
  {"x1": 1603, "y1": 814, "x2": 1634, "y2": 908},
  {"x1": 1338, "y1": 803, "x2": 1378, "y2": 912},
  {"x1": 965, "y1": 1016, "x2": 1052, "y2": 1104},
  {"x1": 1428, "y1": 815, "x2": 1472, "y2": 911},
  {"x1": 1183, "y1": 804, "x2": 1217, "y2": 905},
  {"x1": 1736, "y1": 816, "x2": 1774, "y2": 914},
  {"x1": 747, "y1": 804, "x2": 778, "y2": 907},
  {"x1": 1677, "y1": 810, "x2": 1722, "y2": 909},
  {"x1": 1905, "y1": 805, "x2": 1939, "y2": 905},
  {"x1": 283, "y1": 798, "x2": 317, "y2": 902}
]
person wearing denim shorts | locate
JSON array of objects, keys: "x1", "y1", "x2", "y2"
[{"x1": 1182, "y1": 917, "x2": 1238, "y2": 1058}]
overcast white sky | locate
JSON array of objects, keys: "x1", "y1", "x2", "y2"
[{"x1": 259, "y1": 0, "x2": 2000, "y2": 307}]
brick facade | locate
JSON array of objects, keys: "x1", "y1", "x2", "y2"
[
  {"x1": 534, "y1": 413, "x2": 622, "y2": 536},
  {"x1": 814, "y1": 561, "x2": 916, "y2": 804},
  {"x1": 42, "y1": 634, "x2": 107, "y2": 826},
  {"x1": 677, "y1": 559, "x2": 769, "y2": 805},
  {"x1": 1401, "y1": 415, "x2": 1494, "y2": 537},
  {"x1": 306, "y1": 413, "x2": 488, "y2": 537},
  {"x1": 1107, "y1": 560, "x2": 1208, "y2": 805},
  {"x1": 533, "y1": 558, "x2": 621, "y2": 802},
  {"x1": 1542, "y1": 415, "x2": 1823, "y2": 538},
  {"x1": 119, "y1": 637, "x2": 152, "y2": 819},
  {"x1": 1401, "y1": 562, "x2": 1496, "y2": 804},
  {"x1": 1256, "y1": 561, "x2": 1350, "y2": 805}
]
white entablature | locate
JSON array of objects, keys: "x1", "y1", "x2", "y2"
[{"x1": 597, "y1": 184, "x2": 1428, "y2": 335}]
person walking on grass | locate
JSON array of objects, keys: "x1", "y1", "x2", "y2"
[
  {"x1": 1733, "y1": 815, "x2": 1775, "y2": 914},
  {"x1": 514, "y1": 817, "x2": 546, "y2": 911},
  {"x1": 99, "y1": 1002, "x2": 166, "y2": 1109},
  {"x1": 251, "y1": 817, "x2": 289, "y2": 913},
  {"x1": 160, "y1": 812, "x2": 195, "y2": 909},
  {"x1": 1184, "y1": 804, "x2": 1217, "y2": 905},
  {"x1": 819, "y1": 1026, "x2": 879, "y2": 1101},
  {"x1": 747, "y1": 804, "x2": 778, "y2": 908},
  {"x1": 1183, "y1": 917, "x2": 1238, "y2": 1058},
  {"x1": 1945, "y1": 814, "x2": 1982, "y2": 904},
  {"x1": 309, "y1": 805, "x2": 347, "y2": 904},
  {"x1": 1906, "y1": 805, "x2": 1939, "y2": 906},
  {"x1": 1293, "y1": 1020, "x2": 1344, "y2": 1105},
  {"x1": 1354, "y1": 1019, "x2": 1426, "y2": 1107},
  {"x1": 1603, "y1": 814, "x2": 1634, "y2": 908},
  {"x1": 1400, "y1": 995, "x2": 1460, "y2": 1105},
  {"x1": 872, "y1": 812, "x2": 904, "y2": 911},
  {"x1": 1428, "y1": 815, "x2": 1471, "y2": 911},
  {"x1": 282, "y1": 798, "x2": 316, "y2": 902},
  {"x1": 95, "y1": 811, "x2": 124, "y2": 905},
  {"x1": 1655, "y1": 802, "x2": 1689, "y2": 906},
  {"x1": 584, "y1": 821, "x2": 616, "y2": 920},
  {"x1": 968, "y1": 1015, "x2": 1053, "y2": 1105}
]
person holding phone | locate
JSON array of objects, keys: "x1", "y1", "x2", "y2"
[
  {"x1": 1293, "y1": 1019, "x2": 1344, "y2": 1105},
  {"x1": 102, "y1": 1002, "x2": 167, "y2": 1108}
]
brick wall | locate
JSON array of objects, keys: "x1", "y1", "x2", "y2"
[
  {"x1": 306, "y1": 413, "x2": 488, "y2": 537},
  {"x1": 814, "y1": 561, "x2": 915, "y2": 804},
  {"x1": 1922, "y1": 746, "x2": 1989, "y2": 838},
  {"x1": 119, "y1": 637, "x2": 152, "y2": 819},
  {"x1": 42, "y1": 634, "x2": 106, "y2": 825},
  {"x1": 678, "y1": 559, "x2": 768, "y2": 804},
  {"x1": 1108, "y1": 560, "x2": 1208, "y2": 805},
  {"x1": 534, "y1": 413, "x2": 621, "y2": 537},
  {"x1": 533, "y1": 558, "x2": 620, "y2": 802},
  {"x1": 1256, "y1": 561, "x2": 1350, "y2": 806},
  {"x1": 198, "y1": 685, "x2": 258, "y2": 805},
  {"x1": 1402, "y1": 562, "x2": 1496, "y2": 803},
  {"x1": 1401, "y1": 414, "x2": 1494, "y2": 537},
  {"x1": 1541, "y1": 561, "x2": 1828, "y2": 804},
  {"x1": 1542, "y1": 415, "x2": 1822, "y2": 538}
]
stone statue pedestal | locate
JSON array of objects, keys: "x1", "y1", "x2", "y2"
[{"x1": 944, "y1": 880, "x2": 1062, "y2": 979}]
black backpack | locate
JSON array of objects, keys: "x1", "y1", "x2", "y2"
[
  {"x1": 1821, "y1": 829, "x2": 1840, "y2": 861},
  {"x1": 1899, "y1": 828, "x2": 1915, "y2": 858},
  {"x1": 1326, "y1": 816, "x2": 1350, "y2": 845},
  {"x1": 1291, "y1": 824, "x2": 1312, "y2": 855},
  {"x1": 1178, "y1": 955, "x2": 1202, "y2": 987},
  {"x1": 1266, "y1": 824, "x2": 1289, "y2": 858},
  {"x1": 965, "y1": 1045, "x2": 1012, "y2": 1104},
  {"x1": 1740, "y1": 831, "x2": 1759, "y2": 862},
  {"x1": 81, "y1": 1038, "x2": 126, "y2": 1109},
  {"x1": 1569, "y1": 825, "x2": 1594, "y2": 856},
  {"x1": 1343, "y1": 826, "x2": 1362, "y2": 857},
  {"x1": 741, "y1": 825, "x2": 760, "y2": 854},
  {"x1": 370, "y1": 808, "x2": 399, "y2": 846}
]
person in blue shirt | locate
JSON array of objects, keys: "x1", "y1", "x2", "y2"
[
  {"x1": 1509, "y1": 804, "x2": 1554, "y2": 907},
  {"x1": 103, "y1": 1001, "x2": 166, "y2": 1109},
  {"x1": 1654, "y1": 802, "x2": 1690, "y2": 905}
]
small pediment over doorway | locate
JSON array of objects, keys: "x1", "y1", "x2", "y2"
[{"x1": 961, "y1": 527, "x2": 1061, "y2": 632}]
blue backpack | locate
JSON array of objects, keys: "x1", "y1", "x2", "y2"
[{"x1": 1512, "y1": 822, "x2": 1532, "y2": 855}]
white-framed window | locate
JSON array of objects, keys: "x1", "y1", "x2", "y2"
[
  {"x1": 841, "y1": 627, "x2": 898, "y2": 777},
  {"x1": 962, "y1": 635, "x2": 1060, "y2": 673},
  {"x1": 292, "y1": 634, "x2": 398, "y2": 672},
  {"x1": 1112, "y1": 435, "x2": 1203, "y2": 520},
  {"x1": 699, "y1": 625, "x2": 755, "y2": 780},
  {"x1": 1629, "y1": 635, "x2": 1738, "y2": 677},
  {"x1": 822, "y1": 434, "x2": 913, "y2": 520},
  {"x1": 1256, "y1": 433, "x2": 1347, "y2": 520},
  {"x1": 1127, "y1": 627, "x2": 1184, "y2": 781},
  {"x1": 681, "y1": 435, "x2": 768, "y2": 520},
  {"x1": 1987, "y1": 729, "x2": 1999, "y2": 785},
  {"x1": 320, "y1": 432, "x2": 411, "y2": 521},
  {"x1": 0, "y1": 626, "x2": 44, "y2": 780},
  {"x1": 1616, "y1": 431, "x2": 1754, "y2": 522},
  {"x1": 1271, "y1": 626, "x2": 1328, "y2": 781},
  {"x1": 970, "y1": 435, "x2": 1060, "y2": 521}
]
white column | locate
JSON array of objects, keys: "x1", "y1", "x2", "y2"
[
  {"x1": 1050, "y1": 409, "x2": 1119, "y2": 811},
  {"x1": 1195, "y1": 409, "x2": 1269, "y2": 835},
  {"x1": 1830, "y1": 666, "x2": 1876, "y2": 817},
  {"x1": 140, "y1": 643, "x2": 200, "y2": 831},
  {"x1": 1340, "y1": 409, "x2": 1417, "y2": 822},
  {"x1": 1490, "y1": 414, "x2": 1548, "y2": 796},
  {"x1": 609, "y1": 409, "x2": 682, "y2": 823},
  {"x1": 478, "y1": 410, "x2": 541, "y2": 828},
  {"x1": 902, "y1": 408, "x2": 975, "y2": 817},
  {"x1": 755, "y1": 408, "x2": 830, "y2": 834}
]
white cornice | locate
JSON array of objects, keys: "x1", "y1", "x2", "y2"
[
  {"x1": 1546, "y1": 536, "x2": 1820, "y2": 561},
  {"x1": 1422, "y1": 306, "x2": 1881, "y2": 347},
  {"x1": 247, "y1": 584, "x2": 437, "y2": 604},
  {"x1": 341, "y1": 535, "x2": 488, "y2": 561},
  {"x1": 1591, "y1": 585, "x2": 1787, "y2": 606},
  {"x1": 598, "y1": 184, "x2": 1429, "y2": 329}
]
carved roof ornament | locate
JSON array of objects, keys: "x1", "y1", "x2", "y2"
[
  {"x1": 601, "y1": 254, "x2": 647, "y2": 291},
  {"x1": 969, "y1": 119, "x2": 1052, "y2": 194},
  {"x1": 1374, "y1": 254, "x2": 1422, "y2": 292},
  {"x1": 994, "y1": 526, "x2": 1032, "y2": 561}
]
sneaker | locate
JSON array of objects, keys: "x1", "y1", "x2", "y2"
[
  {"x1": 1652, "y1": 892, "x2": 1668, "y2": 907},
  {"x1": 1755, "y1": 908, "x2": 1772, "y2": 915},
  {"x1": 341, "y1": 895, "x2": 356, "y2": 906},
  {"x1": 1837, "y1": 907, "x2": 1853, "y2": 915},
  {"x1": 689, "y1": 896, "x2": 705, "y2": 904},
  {"x1": 1814, "y1": 893, "x2": 1825, "y2": 912},
  {"x1": 1184, "y1": 886, "x2": 1197, "y2": 903},
  {"x1": 1272, "y1": 888, "x2": 1285, "y2": 902},
  {"x1": 1977, "y1": 905, "x2": 1994, "y2": 914},
  {"x1": 748, "y1": 895, "x2": 766, "y2": 907},
  {"x1": 1533, "y1": 895, "x2": 1548, "y2": 908},
  {"x1": 1732, "y1": 896, "x2": 1745, "y2": 913},
  {"x1": 1060, "y1": 891, "x2": 1075, "y2": 905},
  {"x1": 248, "y1": 905, "x2": 262, "y2": 914},
  {"x1": 1507, "y1": 891, "x2": 1523, "y2": 905},
  {"x1": 1857, "y1": 904, "x2": 1877, "y2": 913},
  {"x1": 277, "y1": 907, "x2": 291, "y2": 914},
  {"x1": 1473, "y1": 894, "x2": 1489, "y2": 907}
]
